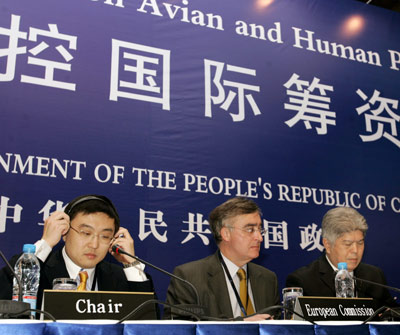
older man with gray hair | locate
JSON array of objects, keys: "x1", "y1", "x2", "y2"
[{"x1": 286, "y1": 206, "x2": 396, "y2": 308}]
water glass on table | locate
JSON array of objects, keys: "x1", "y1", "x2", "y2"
[
  {"x1": 52, "y1": 278, "x2": 77, "y2": 290},
  {"x1": 282, "y1": 287, "x2": 303, "y2": 320}
]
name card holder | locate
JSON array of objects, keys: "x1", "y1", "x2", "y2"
[
  {"x1": 294, "y1": 296, "x2": 376, "y2": 321},
  {"x1": 42, "y1": 290, "x2": 157, "y2": 320}
]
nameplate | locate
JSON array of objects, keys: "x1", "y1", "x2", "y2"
[
  {"x1": 294, "y1": 296, "x2": 376, "y2": 321},
  {"x1": 42, "y1": 290, "x2": 157, "y2": 320}
]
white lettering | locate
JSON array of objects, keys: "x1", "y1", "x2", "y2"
[
  {"x1": 93, "y1": 164, "x2": 125, "y2": 184},
  {"x1": 365, "y1": 194, "x2": 386, "y2": 211},
  {"x1": 292, "y1": 27, "x2": 381, "y2": 67},
  {"x1": 137, "y1": 0, "x2": 224, "y2": 30},
  {"x1": 94, "y1": 164, "x2": 112, "y2": 183},
  {"x1": 391, "y1": 197, "x2": 400, "y2": 213},
  {"x1": 2, "y1": 153, "x2": 86, "y2": 180},
  {"x1": 112, "y1": 165, "x2": 125, "y2": 184},
  {"x1": 131, "y1": 168, "x2": 177, "y2": 190},
  {"x1": 304, "y1": 304, "x2": 338, "y2": 318},
  {"x1": 388, "y1": 49, "x2": 400, "y2": 70},
  {"x1": 183, "y1": 173, "x2": 256, "y2": 197},
  {"x1": 103, "y1": 0, "x2": 124, "y2": 8},
  {"x1": 263, "y1": 182, "x2": 273, "y2": 200},
  {"x1": 0, "y1": 153, "x2": 13, "y2": 173},
  {"x1": 137, "y1": 0, "x2": 163, "y2": 16},
  {"x1": 75, "y1": 299, "x2": 123, "y2": 314},
  {"x1": 76, "y1": 299, "x2": 86, "y2": 313},
  {"x1": 132, "y1": 167, "x2": 147, "y2": 186},
  {"x1": 235, "y1": 21, "x2": 283, "y2": 44},
  {"x1": 277, "y1": 184, "x2": 361, "y2": 208}
]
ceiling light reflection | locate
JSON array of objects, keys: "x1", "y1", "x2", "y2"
[
  {"x1": 341, "y1": 14, "x2": 365, "y2": 38},
  {"x1": 255, "y1": 0, "x2": 275, "y2": 10}
]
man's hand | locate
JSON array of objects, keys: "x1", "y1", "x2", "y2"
[
  {"x1": 109, "y1": 227, "x2": 136, "y2": 264},
  {"x1": 244, "y1": 313, "x2": 273, "y2": 321},
  {"x1": 42, "y1": 211, "x2": 70, "y2": 248}
]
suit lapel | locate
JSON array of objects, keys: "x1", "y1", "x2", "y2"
[
  {"x1": 43, "y1": 249, "x2": 70, "y2": 286},
  {"x1": 248, "y1": 263, "x2": 264, "y2": 311},
  {"x1": 318, "y1": 255, "x2": 336, "y2": 295},
  {"x1": 353, "y1": 265, "x2": 366, "y2": 297},
  {"x1": 207, "y1": 252, "x2": 234, "y2": 318},
  {"x1": 96, "y1": 261, "x2": 112, "y2": 291}
]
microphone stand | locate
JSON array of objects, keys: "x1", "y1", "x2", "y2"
[
  {"x1": 112, "y1": 244, "x2": 208, "y2": 319},
  {"x1": 0, "y1": 250, "x2": 31, "y2": 318},
  {"x1": 353, "y1": 275, "x2": 400, "y2": 322},
  {"x1": 353, "y1": 276, "x2": 400, "y2": 294},
  {"x1": 113, "y1": 245, "x2": 200, "y2": 305},
  {"x1": 256, "y1": 305, "x2": 317, "y2": 325}
]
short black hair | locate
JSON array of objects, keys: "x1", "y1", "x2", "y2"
[{"x1": 64, "y1": 194, "x2": 120, "y2": 232}]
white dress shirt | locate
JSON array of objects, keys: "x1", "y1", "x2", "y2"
[
  {"x1": 220, "y1": 252, "x2": 256, "y2": 317},
  {"x1": 34, "y1": 239, "x2": 147, "y2": 290}
]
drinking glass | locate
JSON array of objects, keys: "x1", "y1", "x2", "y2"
[
  {"x1": 282, "y1": 287, "x2": 303, "y2": 320},
  {"x1": 52, "y1": 278, "x2": 77, "y2": 290}
]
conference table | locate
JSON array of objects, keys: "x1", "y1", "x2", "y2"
[{"x1": 1, "y1": 320, "x2": 400, "y2": 335}]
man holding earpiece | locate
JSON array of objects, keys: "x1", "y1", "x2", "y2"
[{"x1": 0, "y1": 194, "x2": 154, "y2": 312}]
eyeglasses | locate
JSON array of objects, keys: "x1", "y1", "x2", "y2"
[
  {"x1": 225, "y1": 225, "x2": 266, "y2": 236},
  {"x1": 69, "y1": 226, "x2": 114, "y2": 244}
]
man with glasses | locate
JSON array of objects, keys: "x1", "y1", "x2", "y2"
[
  {"x1": 286, "y1": 207, "x2": 396, "y2": 309},
  {"x1": 165, "y1": 197, "x2": 279, "y2": 320},
  {"x1": 0, "y1": 194, "x2": 154, "y2": 312}
]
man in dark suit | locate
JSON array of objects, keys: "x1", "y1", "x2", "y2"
[
  {"x1": 286, "y1": 207, "x2": 396, "y2": 308},
  {"x1": 165, "y1": 197, "x2": 279, "y2": 321},
  {"x1": 0, "y1": 194, "x2": 154, "y2": 313}
]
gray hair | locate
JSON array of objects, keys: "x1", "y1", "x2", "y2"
[
  {"x1": 322, "y1": 207, "x2": 368, "y2": 245},
  {"x1": 209, "y1": 197, "x2": 261, "y2": 244}
]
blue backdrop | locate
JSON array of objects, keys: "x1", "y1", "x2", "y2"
[{"x1": 1, "y1": 0, "x2": 399, "y2": 304}]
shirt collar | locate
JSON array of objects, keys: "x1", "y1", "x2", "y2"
[
  {"x1": 62, "y1": 247, "x2": 96, "y2": 285},
  {"x1": 325, "y1": 254, "x2": 354, "y2": 276},
  {"x1": 220, "y1": 251, "x2": 247, "y2": 278}
]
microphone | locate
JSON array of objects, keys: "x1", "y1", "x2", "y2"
[
  {"x1": 0, "y1": 250, "x2": 31, "y2": 318},
  {"x1": 117, "y1": 299, "x2": 236, "y2": 323},
  {"x1": 353, "y1": 276, "x2": 400, "y2": 294},
  {"x1": 117, "y1": 299, "x2": 202, "y2": 323},
  {"x1": 362, "y1": 305, "x2": 388, "y2": 323},
  {"x1": 111, "y1": 244, "x2": 208, "y2": 319},
  {"x1": 255, "y1": 305, "x2": 317, "y2": 324},
  {"x1": 353, "y1": 275, "x2": 399, "y2": 308}
]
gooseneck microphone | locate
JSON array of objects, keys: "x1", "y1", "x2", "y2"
[
  {"x1": 0, "y1": 250, "x2": 31, "y2": 318},
  {"x1": 112, "y1": 244, "x2": 200, "y2": 304},
  {"x1": 353, "y1": 276, "x2": 400, "y2": 294},
  {"x1": 112, "y1": 244, "x2": 207, "y2": 318},
  {"x1": 256, "y1": 305, "x2": 317, "y2": 324},
  {"x1": 117, "y1": 299, "x2": 202, "y2": 323},
  {"x1": 353, "y1": 275, "x2": 399, "y2": 320}
]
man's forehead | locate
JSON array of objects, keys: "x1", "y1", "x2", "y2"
[
  {"x1": 227, "y1": 212, "x2": 261, "y2": 225},
  {"x1": 72, "y1": 212, "x2": 115, "y2": 231},
  {"x1": 337, "y1": 230, "x2": 364, "y2": 241},
  {"x1": 77, "y1": 223, "x2": 114, "y2": 231}
]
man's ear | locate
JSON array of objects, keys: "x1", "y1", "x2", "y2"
[
  {"x1": 221, "y1": 226, "x2": 231, "y2": 242},
  {"x1": 62, "y1": 228, "x2": 69, "y2": 242},
  {"x1": 323, "y1": 237, "x2": 330, "y2": 254}
]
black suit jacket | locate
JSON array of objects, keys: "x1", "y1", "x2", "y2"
[
  {"x1": 286, "y1": 255, "x2": 397, "y2": 308},
  {"x1": 0, "y1": 248, "x2": 155, "y2": 312},
  {"x1": 165, "y1": 251, "x2": 280, "y2": 319}
]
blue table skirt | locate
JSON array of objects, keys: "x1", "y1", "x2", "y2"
[{"x1": 0, "y1": 321, "x2": 398, "y2": 335}]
